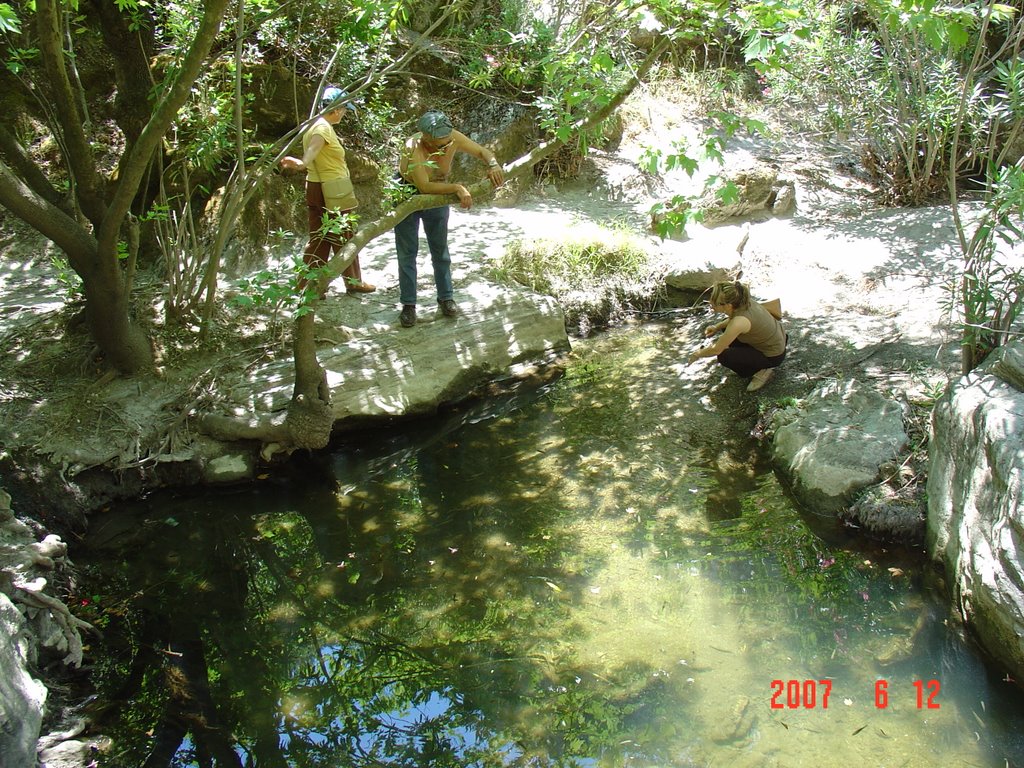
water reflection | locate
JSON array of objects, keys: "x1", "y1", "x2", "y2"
[{"x1": 74, "y1": 321, "x2": 1024, "y2": 768}]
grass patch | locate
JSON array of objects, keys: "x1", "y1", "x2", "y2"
[
  {"x1": 490, "y1": 223, "x2": 650, "y2": 294},
  {"x1": 488, "y1": 222, "x2": 663, "y2": 336}
]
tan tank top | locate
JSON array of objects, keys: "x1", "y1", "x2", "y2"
[{"x1": 735, "y1": 302, "x2": 786, "y2": 357}]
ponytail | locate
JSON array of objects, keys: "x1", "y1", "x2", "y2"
[{"x1": 732, "y1": 281, "x2": 750, "y2": 309}]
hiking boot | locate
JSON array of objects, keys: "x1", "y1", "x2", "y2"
[
  {"x1": 746, "y1": 368, "x2": 775, "y2": 392},
  {"x1": 399, "y1": 304, "x2": 416, "y2": 327},
  {"x1": 439, "y1": 299, "x2": 459, "y2": 318}
]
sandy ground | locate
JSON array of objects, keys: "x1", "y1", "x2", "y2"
[{"x1": 0, "y1": 94, "x2": 983, "y2": 492}]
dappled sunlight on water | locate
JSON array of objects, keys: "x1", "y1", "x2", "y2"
[{"x1": 75, "y1": 321, "x2": 1024, "y2": 768}]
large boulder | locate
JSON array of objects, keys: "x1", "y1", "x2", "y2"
[
  {"x1": 770, "y1": 379, "x2": 908, "y2": 515},
  {"x1": 0, "y1": 487, "x2": 94, "y2": 767},
  {"x1": 657, "y1": 227, "x2": 745, "y2": 295},
  {"x1": 927, "y1": 342, "x2": 1024, "y2": 682},
  {"x1": 0, "y1": 592, "x2": 45, "y2": 768},
  {"x1": 650, "y1": 163, "x2": 796, "y2": 235},
  {"x1": 698, "y1": 164, "x2": 796, "y2": 225}
]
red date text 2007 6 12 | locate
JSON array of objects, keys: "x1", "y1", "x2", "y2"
[{"x1": 769, "y1": 679, "x2": 941, "y2": 710}]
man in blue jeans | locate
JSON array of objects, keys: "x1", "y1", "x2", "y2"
[{"x1": 394, "y1": 110, "x2": 504, "y2": 327}]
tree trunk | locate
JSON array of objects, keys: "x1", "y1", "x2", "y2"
[
  {"x1": 286, "y1": 305, "x2": 334, "y2": 450},
  {"x1": 80, "y1": 268, "x2": 153, "y2": 375},
  {"x1": 0, "y1": 1, "x2": 232, "y2": 376}
]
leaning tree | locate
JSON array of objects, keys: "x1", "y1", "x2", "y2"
[{"x1": 0, "y1": 0, "x2": 234, "y2": 374}]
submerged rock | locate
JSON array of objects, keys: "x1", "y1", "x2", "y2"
[
  {"x1": 770, "y1": 379, "x2": 908, "y2": 516},
  {"x1": 843, "y1": 480, "x2": 925, "y2": 543},
  {"x1": 708, "y1": 694, "x2": 755, "y2": 744}
]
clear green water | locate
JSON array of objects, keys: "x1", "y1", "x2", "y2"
[{"x1": 75, "y1": 320, "x2": 1024, "y2": 768}]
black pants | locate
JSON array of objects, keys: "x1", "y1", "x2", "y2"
[{"x1": 718, "y1": 338, "x2": 787, "y2": 378}]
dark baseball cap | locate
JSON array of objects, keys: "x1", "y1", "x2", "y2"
[{"x1": 417, "y1": 110, "x2": 453, "y2": 138}]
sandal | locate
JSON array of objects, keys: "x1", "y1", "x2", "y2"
[{"x1": 746, "y1": 368, "x2": 775, "y2": 392}]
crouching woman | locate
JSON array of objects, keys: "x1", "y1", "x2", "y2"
[{"x1": 687, "y1": 280, "x2": 787, "y2": 392}]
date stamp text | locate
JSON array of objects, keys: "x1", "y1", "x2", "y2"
[{"x1": 769, "y1": 679, "x2": 941, "y2": 710}]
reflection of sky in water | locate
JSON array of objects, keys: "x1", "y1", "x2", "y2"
[{"x1": 79, "y1": 321, "x2": 1024, "y2": 768}]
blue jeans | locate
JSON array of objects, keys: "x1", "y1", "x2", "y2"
[{"x1": 394, "y1": 205, "x2": 453, "y2": 306}]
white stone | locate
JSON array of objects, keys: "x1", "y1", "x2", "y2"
[{"x1": 0, "y1": 593, "x2": 46, "y2": 768}]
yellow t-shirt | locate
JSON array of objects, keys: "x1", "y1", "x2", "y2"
[{"x1": 303, "y1": 118, "x2": 358, "y2": 210}]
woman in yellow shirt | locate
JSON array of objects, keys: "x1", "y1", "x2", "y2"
[{"x1": 280, "y1": 86, "x2": 374, "y2": 295}]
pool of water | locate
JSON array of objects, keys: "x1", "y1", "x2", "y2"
[{"x1": 74, "y1": 320, "x2": 1024, "y2": 768}]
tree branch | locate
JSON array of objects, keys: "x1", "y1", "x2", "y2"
[
  {"x1": 97, "y1": 0, "x2": 232, "y2": 256},
  {"x1": 36, "y1": 0, "x2": 106, "y2": 225},
  {"x1": 0, "y1": 159, "x2": 98, "y2": 265},
  {"x1": 0, "y1": 124, "x2": 68, "y2": 212}
]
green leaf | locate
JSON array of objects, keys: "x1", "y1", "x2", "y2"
[
  {"x1": 745, "y1": 118, "x2": 768, "y2": 135},
  {"x1": 921, "y1": 17, "x2": 944, "y2": 50},
  {"x1": 945, "y1": 21, "x2": 968, "y2": 51},
  {"x1": 743, "y1": 34, "x2": 772, "y2": 63},
  {"x1": 639, "y1": 147, "x2": 663, "y2": 175},
  {"x1": 0, "y1": 3, "x2": 21, "y2": 33},
  {"x1": 668, "y1": 154, "x2": 699, "y2": 176},
  {"x1": 716, "y1": 180, "x2": 740, "y2": 205},
  {"x1": 991, "y1": 4, "x2": 1015, "y2": 22}
]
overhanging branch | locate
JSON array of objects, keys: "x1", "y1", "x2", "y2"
[
  {"x1": 0, "y1": 159, "x2": 98, "y2": 265},
  {"x1": 36, "y1": 0, "x2": 106, "y2": 225}
]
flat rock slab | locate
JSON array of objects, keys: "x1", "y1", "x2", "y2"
[
  {"x1": 770, "y1": 379, "x2": 908, "y2": 514},
  {"x1": 220, "y1": 278, "x2": 570, "y2": 425}
]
